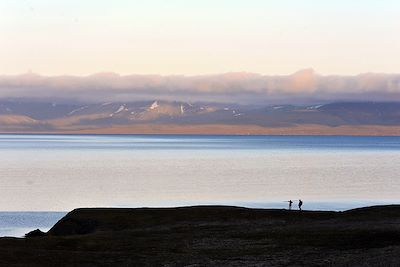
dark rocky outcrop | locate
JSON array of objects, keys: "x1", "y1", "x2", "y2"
[
  {"x1": 1, "y1": 205, "x2": 400, "y2": 266},
  {"x1": 25, "y1": 229, "x2": 46, "y2": 238}
]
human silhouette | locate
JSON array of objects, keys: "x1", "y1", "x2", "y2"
[
  {"x1": 288, "y1": 200, "x2": 293, "y2": 210},
  {"x1": 298, "y1": 199, "x2": 303, "y2": 211}
]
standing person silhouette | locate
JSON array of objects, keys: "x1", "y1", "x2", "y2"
[
  {"x1": 288, "y1": 200, "x2": 293, "y2": 210},
  {"x1": 298, "y1": 199, "x2": 303, "y2": 211}
]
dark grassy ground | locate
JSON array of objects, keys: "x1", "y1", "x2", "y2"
[{"x1": 1, "y1": 205, "x2": 400, "y2": 266}]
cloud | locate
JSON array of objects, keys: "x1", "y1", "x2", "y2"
[{"x1": 0, "y1": 69, "x2": 400, "y2": 104}]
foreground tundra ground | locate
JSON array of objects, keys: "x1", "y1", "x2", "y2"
[{"x1": 1, "y1": 205, "x2": 400, "y2": 266}]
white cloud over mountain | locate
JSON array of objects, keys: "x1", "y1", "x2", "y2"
[{"x1": 0, "y1": 69, "x2": 399, "y2": 104}]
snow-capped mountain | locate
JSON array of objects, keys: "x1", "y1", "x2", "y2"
[{"x1": 1, "y1": 100, "x2": 400, "y2": 133}]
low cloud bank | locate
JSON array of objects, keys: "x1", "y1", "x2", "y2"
[{"x1": 0, "y1": 69, "x2": 399, "y2": 104}]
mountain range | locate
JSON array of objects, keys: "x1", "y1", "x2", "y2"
[{"x1": 1, "y1": 100, "x2": 400, "y2": 135}]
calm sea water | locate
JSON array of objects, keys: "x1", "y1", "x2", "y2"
[
  {"x1": 1, "y1": 134, "x2": 400, "y2": 236},
  {"x1": 0, "y1": 212, "x2": 65, "y2": 237}
]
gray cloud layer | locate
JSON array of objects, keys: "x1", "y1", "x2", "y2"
[{"x1": 0, "y1": 69, "x2": 400, "y2": 104}]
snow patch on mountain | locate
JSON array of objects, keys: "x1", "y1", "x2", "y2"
[
  {"x1": 115, "y1": 105, "x2": 125, "y2": 114},
  {"x1": 307, "y1": 104, "x2": 324, "y2": 110},
  {"x1": 68, "y1": 106, "x2": 88, "y2": 115},
  {"x1": 109, "y1": 105, "x2": 126, "y2": 117},
  {"x1": 149, "y1": 101, "x2": 159, "y2": 110}
]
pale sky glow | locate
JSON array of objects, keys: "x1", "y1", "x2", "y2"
[{"x1": 0, "y1": 0, "x2": 399, "y2": 76}]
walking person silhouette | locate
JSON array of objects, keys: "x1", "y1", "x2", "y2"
[
  {"x1": 298, "y1": 199, "x2": 303, "y2": 211},
  {"x1": 288, "y1": 200, "x2": 293, "y2": 210}
]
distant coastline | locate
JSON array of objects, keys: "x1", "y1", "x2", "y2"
[{"x1": 2, "y1": 124, "x2": 400, "y2": 136}]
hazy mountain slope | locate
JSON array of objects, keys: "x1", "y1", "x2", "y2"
[{"x1": 1, "y1": 100, "x2": 400, "y2": 134}]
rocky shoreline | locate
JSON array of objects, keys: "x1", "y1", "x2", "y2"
[{"x1": 1, "y1": 205, "x2": 400, "y2": 266}]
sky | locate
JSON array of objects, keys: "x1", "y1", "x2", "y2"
[{"x1": 0, "y1": 0, "x2": 399, "y2": 76}]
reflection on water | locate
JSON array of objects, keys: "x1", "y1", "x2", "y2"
[{"x1": 1, "y1": 134, "x2": 400, "y2": 211}]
